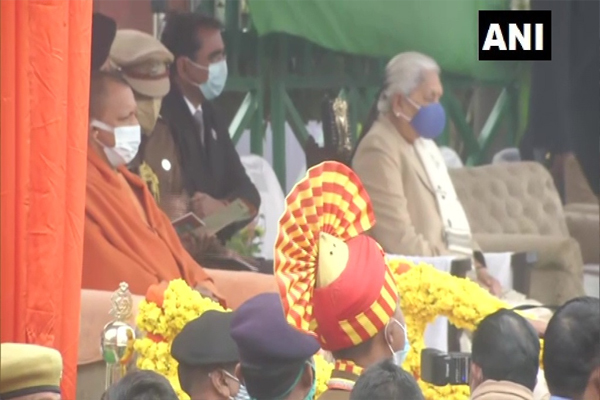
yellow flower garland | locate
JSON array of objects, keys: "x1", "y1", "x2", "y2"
[
  {"x1": 135, "y1": 260, "x2": 544, "y2": 400},
  {"x1": 134, "y1": 279, "x2": 333, "y2": 399},
  {"x1": 387, "y1": 258, "x2": 544, "y2": 400}
]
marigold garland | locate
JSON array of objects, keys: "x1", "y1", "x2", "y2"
[
  {"x1": 134, "y1": 279, "x2": 333, "y2": 400},
  {"x1": 135, "y1": 260, "x2": 545, "y2": 400},
  {"x1": 386, "y1": 258, "x2": 544, "y2": 400}
]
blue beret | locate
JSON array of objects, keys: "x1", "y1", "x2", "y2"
[
  {"x1": 231, "y1": 293, "x2": 320, "y2": 368},
  {"x1": 171, "y1": 310, "x2": 239, "y2": 367}
]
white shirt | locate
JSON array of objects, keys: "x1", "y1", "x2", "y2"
[
  {"x1": 183, "y1": 96, "x2": 202, "y2": 116},
  {"x1": 184, "y1": 96, "x2": 205, "y2": 144}
]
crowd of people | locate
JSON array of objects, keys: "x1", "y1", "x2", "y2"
[
  {"x1": 2, "y1": 296, "x2": 598, "y2": 400},
  {"x1": 0, "y1": 5, "x2": 597, "y2": 400}
]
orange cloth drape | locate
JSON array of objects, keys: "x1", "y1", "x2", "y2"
[{"x1": 1, "y1": 1, "x2": 92, "y2": 398}]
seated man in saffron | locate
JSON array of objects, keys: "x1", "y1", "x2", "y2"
[{"x1": 82, "y1": 70, "x2": 220, "y2": 300}]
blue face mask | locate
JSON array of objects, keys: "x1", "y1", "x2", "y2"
[
  {"x1": 401, "y1": 98, "x2": 447, "y2": 140},
  {"x1": 386, "y1": 318, "x2": 411, "y2": 367}
]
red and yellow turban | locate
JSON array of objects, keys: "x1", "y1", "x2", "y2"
[{"x1": 274, "y1": 161, "x2": 399, "y2": 352}]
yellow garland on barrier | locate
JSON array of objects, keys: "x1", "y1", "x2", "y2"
[
  {"x1": 387, "y1": 258, "x2": 544, "y2": 399},
  {"x1": 134, "y1": 279, "x2": 334, "y2": 400},
  {"x1": 135, "y1": 260, "x2": 544, "y2": 400}
]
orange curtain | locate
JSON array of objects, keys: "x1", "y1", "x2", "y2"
[{"x1": 1, "y1": 0, "x2": 92, "y2": 398}]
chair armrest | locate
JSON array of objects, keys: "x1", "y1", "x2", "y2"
[
  {"x1": 206, "y1": 270, "x2": 277, "y2": 310},
  {"x1": 564, "y1": 206, "x2": 599, "y2": 265},
  {"x1": 475, "y1": 233, "x2": 585, "y2": 304},
  {"x1": 473, "y1": 233, "x2": 583, "y2": 272}
]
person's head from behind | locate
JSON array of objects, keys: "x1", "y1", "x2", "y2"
[
  {"x1": 312, "y1": 234, "x2": 408, "y2": 369},
  {"x1": 88, "y1": 71, "x2": 140, "y2": 168},
  {"x1": 102, "y1": 370, "x2": 178, "y2": 400},
  {"x1": 161, "y1": 12, "x2": 227, "y2": 102},
  {"x1": 350, "y1": 359, "x2": 424, "y2": 400},
  {"x1": 470, "y1": 309, "x2": 540, "y2": 393},
  {"x1": 331, "y1": 299, "x2": 408, "y2": 370},
  {"x1": 171, "y1": 311, "x2": 241, "y2": 400},
  {"x1": 230, "y1": 293, "x2": 321, "y2": 400},
  {"x1": 544, "y1": 296, "x2": 600, "y2": 400},
  {"x1": 375, "y1": 52, "x2": 444, "y2": 142}
]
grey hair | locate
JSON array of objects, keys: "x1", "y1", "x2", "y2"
[{"x1": 377, "y1": 52, "x2": 440, "y2": 114}]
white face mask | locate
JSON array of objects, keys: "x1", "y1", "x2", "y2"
[
  {"x1": 91, "y1": 119, "x2": 141, "y2": 168},
  {"x1": 188, "y1": 58, "x2": 228, "y2": 100}
]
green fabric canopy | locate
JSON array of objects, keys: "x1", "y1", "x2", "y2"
[{"x1": 249, "y1": 0, "x2": 518, "y2": 82}]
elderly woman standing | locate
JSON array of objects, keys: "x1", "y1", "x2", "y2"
[{"x1": 352, "y1": 52, "x2": 502, "y2": 294}]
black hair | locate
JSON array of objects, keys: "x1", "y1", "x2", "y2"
[
  {"x1": 472, "y1": 309, "x2": 540, "y2": 391},
  {"x1": 89, "y1": 70, "x2": 130, "y2": 117},
  {"x1": 101, "y1": 370, "x2": 179, "y2": 400},
  {"x1": 350, "y1": 359, "x2": 424, "y2": 400},
  {"x1": 544, "y1": 296, "x2": 600, "y2": 398},
  {"x1": 241, "y1": 361, "x2": 308, "y2": 400},
  {"x1": 161, "y1": 11, "x2": 222, "y2": 73},
  {"x1": 177, "y1": 362, "x2": 236, "y2": 395}
]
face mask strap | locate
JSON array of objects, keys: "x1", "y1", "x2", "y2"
[
  {"x1": 386, "y1": 318, "x2": 409, "y2": 353},
  {"x1": 406, "y1": 97, "x2": 422, "y2": 110},
  {"x1": 188, "y1": 57, "x2": 209, "y2": 71},
  {"x1": 221, "y1": 369, "x2": 240, "y2": 384},
  {"x1": 90, "y1": 119, "x2": 114, "y2": 133}
]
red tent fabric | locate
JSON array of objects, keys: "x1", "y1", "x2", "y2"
[{"x1": 1, "y1": 1, "x2": 92, "y2": 398}]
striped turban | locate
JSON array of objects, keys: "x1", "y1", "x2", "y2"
[{"x1": 274, "y1": 161, "x2": 399, "y2": 352}]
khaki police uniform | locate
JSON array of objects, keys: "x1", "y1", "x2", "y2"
[{"x1": 110, "y1": 29, "x2": 174, "y2": 201}]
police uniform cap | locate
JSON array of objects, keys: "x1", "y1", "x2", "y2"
[
  {"x1": 0, "y1": 343, "x2": 63, "y2": 399},
  {"x1": 231, "y1": 293, "x2": 320, "y2": 368},
  {"x1": 231, "y1": 293, "x2": 320, "y2": 399},
  {"x1": 110, "y1": 29, "x2": 174, "y2": 98},
  {"x1": 171, "y1": 310, "x2": 239, "y2": 367}
]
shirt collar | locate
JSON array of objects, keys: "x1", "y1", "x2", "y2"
[
  {"x1": 549, "y1": 396, "x2": 572, "y2": 400},
  {"x1": 183, "y1": 96, "x2": 202, "y2": 116}
]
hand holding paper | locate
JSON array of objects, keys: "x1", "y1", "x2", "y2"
[
  {"x1": 173, "y1": 197, "x2": 253, "y2": 238},
  {"x1": 191, "y1": 192, "x2": 227, "y2": 219}
]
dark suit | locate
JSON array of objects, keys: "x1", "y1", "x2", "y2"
[
  {"x1": 137, "y1": 86, "x2": 260, "y2": 243},
  {"x1": 522, "y1": 0, "x2": 599, "y2": 196}
]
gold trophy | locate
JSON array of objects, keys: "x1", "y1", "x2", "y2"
[
  {"x1": 332, "y1": 97, "x2": 353, "y2": 160},
  {"x1": 319, "y1": 95, "x2": 353, "y2": 166},
  {"x1": 101, "y1": 282, "x2": 136, "y2": 390}
]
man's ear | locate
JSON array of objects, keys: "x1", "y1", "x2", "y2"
[
  {"x1": 175, "y1": 56, "x2": 188, "y2": 79},
  {"x1": 234, "y1": 363, "x2": 243, "y2": 382},
  {"x1": 210, "y1": 370, "x2": 230, "y2": 397},
  {"x1": 469, "y1": 362, "x2": 482, "y2": 392},
  {"x1": 391, "y1": 93, "x2": 404, "y2": 118}
]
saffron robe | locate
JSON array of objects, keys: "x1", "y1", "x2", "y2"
[{"x1": 82, "y1": 150, "x2": 221, "y2": 299}]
